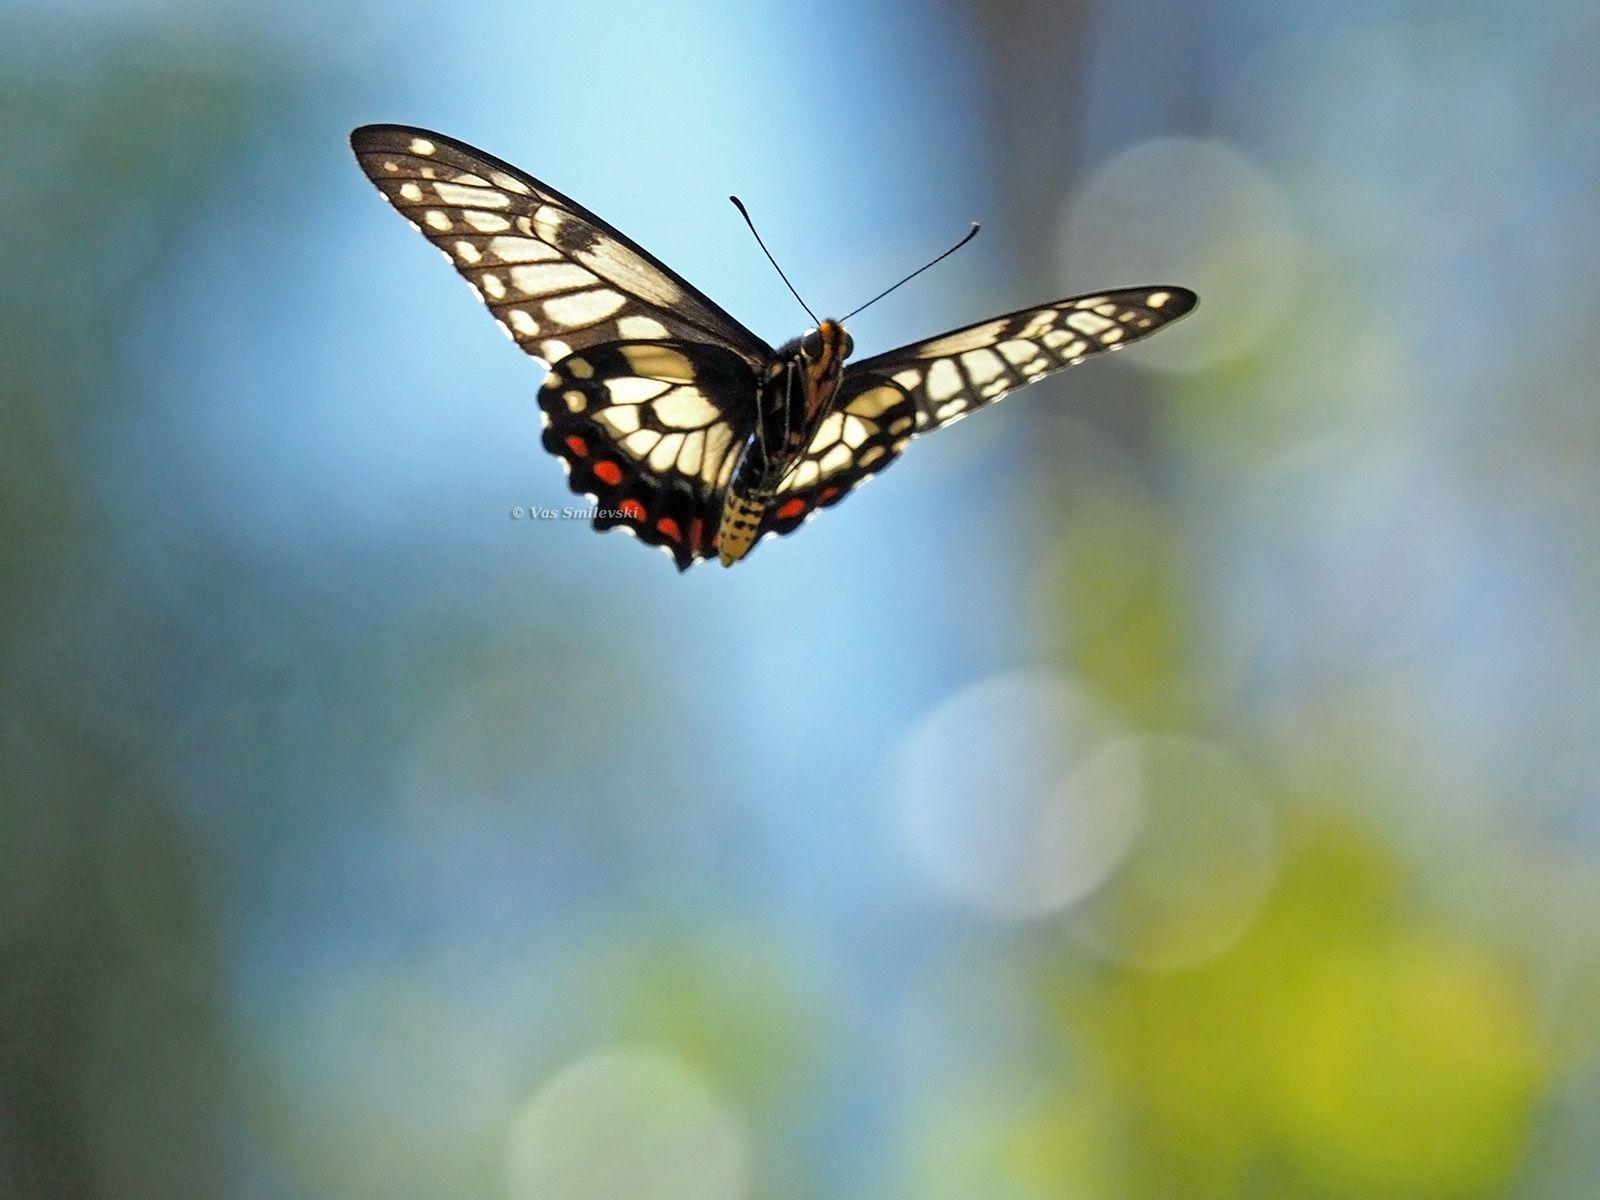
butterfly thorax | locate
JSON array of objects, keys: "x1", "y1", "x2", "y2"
[{"x1": 717, "y1": 319, "x2": 854, "y2": 566}]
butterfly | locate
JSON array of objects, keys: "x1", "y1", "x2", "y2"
[{"x1": 350, "y1": 124, "x2": 1197, "y2": 570}]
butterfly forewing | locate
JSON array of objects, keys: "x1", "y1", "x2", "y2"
[
  {"x1": 350, "y1": 124, "x2": 773, "y2": 369},
  {"x1": 849, "y1": 287, "x2": 1196, "y2": 434}
]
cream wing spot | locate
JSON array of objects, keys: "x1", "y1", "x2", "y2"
[
  {"x1": 604, "y1": 377, "x2": 671, "y2": 405},
  {"x1": 507, "y1": 309, "x2": 540, "y2": 336},
  {"x1": 541, "y1": 338, "x2": 571, "y2": 361},
  {"x1": 399, "y1": 182, "x2": 424, "y2": 201},
  {"x1": 913, "y1": 318, "x2": 1009, "y2": 357},
  {"x1": 811, "y1": 413, "x2": 844, "y2": 451},
  {"x1": 1066, "y1": 310, "x2": 1113, "y2": 336},
  {"x1": 1148, "y1": 291, "x2": 1171, "y2": 308},
  {"x1": 841, "y1": 415, "x2": 872, "y2": 449},
  {"x1": 509, "y1": 263, "x2": 598, "y2": 295},
  {"x1": 598, "y1": 405, "x2": 642, "y2": 435},
  {"x1": 925, "y1": 358, "x2": 963, "y2": 403},
  {"x1": 892, "y1": 368, "x2": 923, "y2": 390},
  {"x1": 463, "y1": 211, "x2": 510, "y2": 233},
  {"x1": 819, "y1": 444, "x2": 852, "y2": 473},
  {"x1": 617, "y1": 315, "x2": 670, "y2": 339},
  {"x1": 487, "y1": 237, "x2": 560, "y2": 263},
  {"x1": 532, "y1": 205, "x2": 565, "y2": 242},
  {"x1": 566, "y1": 357, "x2": 594, "y2": 379},
  {"x1": 490, "y1": 170, "x2": 531, "y2": 195},
  {"x1": 481, "y1": 273, "x2": 507, "y2": 300},
  {"x1": 653, "y1": 388, "x2": 720, "y2": 429},
  {"x1": 859, "y1": 445, "x2": 886, "y2": 468},
  {"x1": 544, "y1": 288, "x2": 627, "y2": 326},
  {"x1": 961, "y1": 348, "x2": 1006, "y2": 386},
  {"x1": 620, "y1": 345, "x2": 696, "y2": 382},
  {"x1": 935, "y1": 398, "x2": 967, "y2": 423},
  {"x1": 790, "y1": 459, "x2": 820, "y2": 489},
  {"x1": 701, "y1": 424, "x2": 734, "y2": 485},
  {"x1": 1018, "y1": 310, "x2": 1057, "y2": 340},
  {"x1": 622, "y1": 429, "x2": 660, "y2": 458},
  {"x1": 424, "y1": 210, "x2": 452, "y2": 231},
  {"x1": 563, "y1": 390, "x2": 587, "y2": 413},
  {"x1": 998, "y1": 339, "x2": 1041, "y2": 365},
  {"x1": 676, "y1": 430, "x2": 705, "y2": 476},
  {"x1": 409, "y1": 138, "x2": 436, "y2": 155},
  {"x1": 846, "y1": 385, "x2": 902, "y2": 419},
  {"x1": 453, "y1": 240, "x2": 482, "y2": 264},
  {"x1": 648, "y1": 433, "x2": 685, "y2": 472},
  {"x1": 433, "y1": 182, "x2": 508, "y2": 208}
]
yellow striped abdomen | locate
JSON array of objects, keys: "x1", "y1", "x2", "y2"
[{"x1": 717, "y1": 491, "x2": 766, "y2": 567}]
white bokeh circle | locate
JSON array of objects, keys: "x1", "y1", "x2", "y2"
[
  {"x1": 1059, "y1": 136, "x2": 1301, "y2": 373},
  {"x1": 1066, "y1": 736, "x2": 1278, "y2": 971},
  {"x1": 896, "y1": 670, "x2": 1143, "y2": 919},
  {"x1": 506, "y1": 1048, "x2": 749, "y2": 1200}
]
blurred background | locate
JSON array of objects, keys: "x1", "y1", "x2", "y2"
[{"x1": 3, "y1": 1, "x2": 1598, "y2": 1198}]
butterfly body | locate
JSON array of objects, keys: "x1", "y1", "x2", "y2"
[
  {"x1": 717, "y1": 319, "x2": 854, "y2": 564},
  {"x1": 350, "y1": 125, "x2": 1197, "y2": 571}
]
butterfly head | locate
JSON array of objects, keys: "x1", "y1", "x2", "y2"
[{"x1": 800, "y1": 319, "x2": 854, "y2": 367}]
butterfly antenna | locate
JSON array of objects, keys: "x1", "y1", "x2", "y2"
[
  {"x1": 841, "y1": 222, "x2": 981, "y2": 322},
  {"x1": 729, "y1": 195, "x2": 820, "y2": 327}
]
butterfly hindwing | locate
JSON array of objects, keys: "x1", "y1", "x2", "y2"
[
  {"x1": 350, "y1": 124, "x2": 773, "y2": 369},
  {"x1": 849, "y1": 287, "x2": 1197, "y2": 434},
  {"x1": 758, "y1": 375, "x2": 917, "y2": 541},
  {"x1": 540, "y1": 340, "x2": 758, "y2": 570}
]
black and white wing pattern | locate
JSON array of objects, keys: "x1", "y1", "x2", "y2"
[
  {"x1": 351, "y1": 125, "x2": 768, "y2": 568},
  {"x1": 759, "y1": 375, "x2": 917, "y2": 540},
  {"x1": 350, "y1": 125, "x2": 772, "y2": 369},
  {"x1": 757, "y1": 287, "x2": 1197, "y2": 542},
  {"x1": 849, "y1": 287, "x2": 1197, "y2": 435},
  {"x1": 539, "y1": 340, "x2": 754, "y2": 569}
]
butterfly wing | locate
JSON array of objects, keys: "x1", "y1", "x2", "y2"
[
  {"x1": 540, "y1": 340, "x2": 755, "y2": 570},
  {"x1": 849, "y1": 287, "x2": 1196, "y2": 434},
  {"x1": 756, "y1": 375, "x2": 917, "y2": 541},
  {"x1": 349, "y1": 124, "x2": 773, "y2": 369},
  {"x1": 755, "y1": 287, "x2": 1196, "y2": 548},
  {"x1": 352, "y1": 125, "x2": 773, "y2": 569}
]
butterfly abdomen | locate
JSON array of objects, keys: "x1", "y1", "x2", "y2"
[{"x1": 717, "y1": 490, "x2": 766, "y2": 566}]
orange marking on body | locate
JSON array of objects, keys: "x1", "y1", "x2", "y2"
[
  {"x1": 818, "y1": 486, "x2": 840, "y2": 504},
  {"x1": 593, "y1": 460, "x2": 622, "y2": 486},
  {"x1": 565, "y1": 434, "x2": 589, "y2": 457},
  {"x1": 656, "y1": 516, "x2": 682, "y2": 540},
  {"x1": 619, "y1": 498, "x2": 646, "y2": 521},
  {"x1": 776, "y1": 497, "x2": 807, "y2": 520}
]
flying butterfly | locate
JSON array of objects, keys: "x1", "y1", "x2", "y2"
[{"x1": 349, "y1": 124, "x2": 1197, "y2": 570}]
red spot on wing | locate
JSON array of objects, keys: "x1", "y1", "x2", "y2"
[
  {"x1": 690, "y1": 517, "x2": 706, "y2": 551},
  {"x1": 593, "y1": 460, "x2": 623, "y2": 486},
  {"x1": 776, "y1": 497, "x2": 808, "y2": 521},
  {"x1": 656, "y1": 517, "x2": 682, "y2": 540},
  {"x1": 565, "y1": 435, "x2": 589, "y2": 457},
  {"x1": 618, "y1": 498, "x2": 646, "y2": 521},
  {"x1": 818, "y1": 486, "x2": 841, "y2": 504}
]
